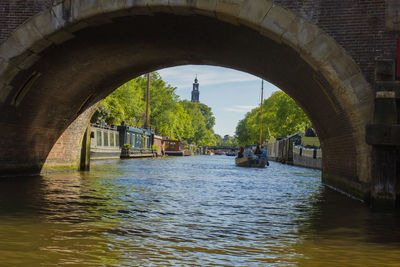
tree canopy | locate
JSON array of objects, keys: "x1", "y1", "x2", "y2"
[
  {"x1": 235, "y1": 91, "x2": 311, "y2": 146},
  {"x1": 92, "y1": 72, "x2": 217, "y2": 146}
]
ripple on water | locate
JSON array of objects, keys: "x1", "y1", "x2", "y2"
[{"x1": 0, "y1": 156, "x2": 399, "y2": 265}]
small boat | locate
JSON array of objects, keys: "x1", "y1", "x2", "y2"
[
  {"x1": 235, "y1": 157, "x2": 267, "y2": 168},
  {"x1": 226, "y1": 151, "x2": 236, "y2": 156},
  {"x1": 234, "y1": 79, "x2": 268, "y2": 168}
]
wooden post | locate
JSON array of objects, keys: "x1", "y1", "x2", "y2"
[
  {"x1": 259, "y1": 80, "x2": 264, "y2": 145},
  {"x1": 80, "y1": 125, "x2": 91, "y2": 171}
]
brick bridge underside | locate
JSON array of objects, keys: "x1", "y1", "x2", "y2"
[{"x1": 0, "y1": 0, "x2": 399, "y2": 206}]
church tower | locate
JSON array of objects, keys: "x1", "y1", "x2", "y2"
[{"x1": 191, "y1": 75, "x2": 200, "y2": 103}]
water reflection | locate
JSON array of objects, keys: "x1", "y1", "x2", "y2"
[{"x1": 0, "y1": 156, "x2": 399, "y2": 265}]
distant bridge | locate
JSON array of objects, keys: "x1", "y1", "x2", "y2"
[{"x1": 208, "y1": 146, "x2": 238, "y2": 151}]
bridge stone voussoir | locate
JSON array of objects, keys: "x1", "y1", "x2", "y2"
[
  {"x1": 146, "y1": 0, "x2": 173, "y2": 12},
  {"x1": 0, "y1": 59, "x2": 20, "y2": 86},
  {"x1": 125, "y1": 0, "x2": 155, "y2": 16},
  {"x1": 47, "y1": 5, "x2": 76, "y2": 43},
  {"x1": 215, "y1": 0, "x2": 243, "y2": 25},
  {"x1": 300, "y1": 33, "x2": 338, "y2": 71},
  {"x1": 260, "y1": 4, "x2": 296, "y2": 44},
  {"x1": 31, "y1": 9, "x2": 63, "y2": 38},
  {"x1": 320, "y1": 62, "x2": 343, "y2": 92},
  {"x1": 0, "y1": 83, "x2": 13, "y2": 104},
  {"x1": 282, "y1": 17, "x2": 321, "y2": 53},
  {"x1": 0, "y1": 35, "x2": 25, "y2": 62},
  {"x1": 6, "y1": 49, "x2": 35, "y2": 70},
  {"x1": 168, "y1": 0, "x2": 196, "y2": 15},
  {"x1": 147, "y1": 0, "x2": 169, "y2": 5},
  {"x1": 69, "y1": 0, "x2": 105, "y2": 22},
  {"x1": 89, "y1": 0, "x2": 132, "y2": 19},
  {"x1": 326, "y1": 53, "x2": 361, "y2": 91},
  {"x1": 339, "y1": 73, "x2": 374, "y2": 107},
  {"x1": 168, "y1": 0, "x2": 187, "y2": 6},
  {"x1": 12, "y1": 21, "x2": 44, "y2": 55},
  {"x1": 192, "y1": 0, "x2": 217, "y2": 17},
  {"x1": 320, "y1": 48, "x2": 360, "y2": 91},
  {"x1": 238, "y1": 0, "x2": 272, "y2": 31},
  {"x1": 29, "y1": 38, "x2": 52, "y2": 55},
  {"x1": 99, "y1": 0, "x2": 127, "y2": 13},
  {"x1": 335, "y1": 81, "x2": 360, "y2": 109},
  {"x1": 126, "y1": 0, "x2": 148, "y2": 7}
]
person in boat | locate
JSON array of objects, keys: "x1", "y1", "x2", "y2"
[
  {"x1": 244, "y1": 145, "x2": 255, "y2": 159},
  {"x1": 305, "y1": 127, "x2": 316, "y2": 137},
  {"x1": 261, "y1": 145, "x2": 268, "y2": 160},
  {"x1": 237, "y1": 147, "x2": 244, "y2": 158},
  {"x1": 254, "y1": 145, "x2": 262, "y2": 157}
]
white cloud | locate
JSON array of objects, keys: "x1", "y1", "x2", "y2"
[
  {"x1": 158, "y1": 65, "x2": 260, "y2": 89},
  {"x1": 223, "y1": 105, "x2": 257, "y2": 113}
]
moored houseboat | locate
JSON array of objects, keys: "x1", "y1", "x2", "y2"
[
  {"x1": 90, "y1": 124, "x2": 121, "y2": 160},
  {"x1": 163, "y1": 139, "x2": 185, "y2": 156},
  {"x1": 163, "y1": 139, "x2": 194, "y2": 156},
  {"x1": 90, "y1": 123, "x2": 156, "y2": 159},
  {"x1": 118, "y1": 125, "x2": 156, "y2": 158}
]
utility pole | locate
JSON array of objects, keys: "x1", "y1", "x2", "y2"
[
  {"x1": 145, "y1": 73, "x2": 150, "y2": 129},
  {"x1": 259, "y1": 80, "x2": 264, "y2": 145}
]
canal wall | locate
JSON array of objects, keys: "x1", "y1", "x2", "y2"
[
  {"x1": 267, "y1": 140, "x2": 322, "y2": 170},
  {"x1": 293, "y1": 146, "x2": 322, "y2": 170}
]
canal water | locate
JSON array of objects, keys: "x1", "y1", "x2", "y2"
[{"x1": 0, "y1": 156, "x2": 399, "y2": 266}]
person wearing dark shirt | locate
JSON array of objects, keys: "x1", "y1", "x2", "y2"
[
  {"x1": 254, "y1": 145, "x2": 262, "y2": 157},
  {"x1": 237, "y1": 146, "x2": 244, "y2": 158}
]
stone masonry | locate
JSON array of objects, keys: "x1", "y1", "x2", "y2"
[{"x1": 1, "y1": 0, "x2": 399, "y2": 85}]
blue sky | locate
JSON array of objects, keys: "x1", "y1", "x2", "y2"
[{"x1": 158, "y1": 65, "x2": 280, "y2": 136}]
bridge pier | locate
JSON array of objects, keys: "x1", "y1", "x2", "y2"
[
  {"x1": 366, "y1": 60, "x2": 400, "y2": 207},
  {"x1": 42, "y1": 105, "x2": 97, "y2": 174},
  {"x1": 371, "y1": 147, "x2": 399, "y2": 207}
]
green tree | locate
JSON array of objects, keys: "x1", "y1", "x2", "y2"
[
  {"x1": 235, "y1": 91, "x2": 311, "y2": 146},
  {"x1": 181, "y1": 100, "x2": 217, "y2": 146},
  {"x1": 197, "y1": 103, "x2": 215, "y2": 130},
  {"x1": 92, "y1": 72, "x2": 217, "y2": 146}
]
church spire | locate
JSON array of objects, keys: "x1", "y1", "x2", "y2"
[{"x1": 191, "y1": 75, "x2": 200, "y2": 103}]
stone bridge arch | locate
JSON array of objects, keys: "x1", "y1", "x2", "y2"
[{"x1": 0, "y1": 1, "x2": 374, "y2": 201}]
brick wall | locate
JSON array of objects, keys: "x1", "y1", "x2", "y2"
[
  {"x1": 274, "y1": 0, "x2": 400, "y2": 85},
  {"x1": 0, "y1": 0, "x2": 51, "y2": 43},
  {"x1": 43, "y1": 104, "x2": 98, "y2": 172}
]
